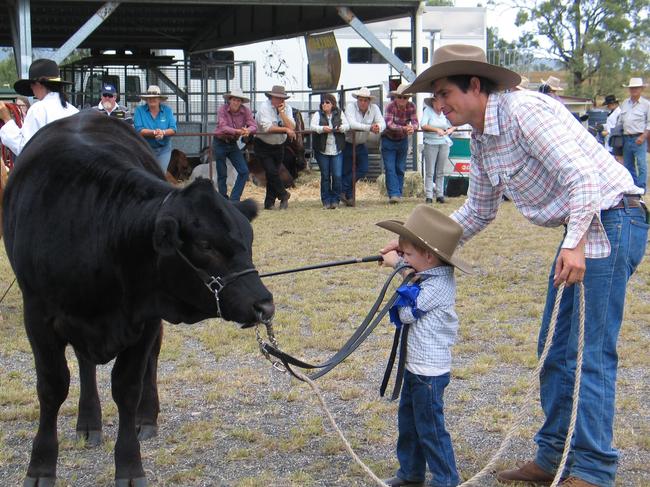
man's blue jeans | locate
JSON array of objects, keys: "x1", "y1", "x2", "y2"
[
  {"x1": 381, "y1": 137, "x2": 408, "y2": 198},
  {"x1": 342, "y1": 142, "x2": 369, "y2": 199},
  {"x1": 315, "y1": 151, "x2": 343, "y2": 206},
  {"x1": 622, "y1": 135, "x2": 647, "y2": 192},
  {"x1": 534, "y1": 203, "x2": 648, "y2": 486},
  {"x1": 213, "y1": 138, "x2": 250, "y2": 201},
  {"x1": 396, "y1": 371, "x2": 459, "y2": 487}
]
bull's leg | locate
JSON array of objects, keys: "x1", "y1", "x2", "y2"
[
  {"x1": 136, "y1": 322, "x2": 162, "y2": 441},
  {"x1": 111, "y1": 319, "x2": 161, "y2": 486},
  {"x1": 23, "y1": 298, "x2": 69, "y2": 487},
  {"x1": 74, "y1": 349, "x2": 103, "y2": 447}
]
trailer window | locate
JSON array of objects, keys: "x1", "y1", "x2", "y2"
[
  {"x1": 347, "y1": 47, "x2": 384, "y2": 64},
  {"x1": 394, "y1": 47, "x2": 429, "y2": 64}
]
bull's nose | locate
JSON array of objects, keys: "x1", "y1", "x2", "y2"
[{"x1": 255, "y1": 300, "x2": 275, "y2": 324}]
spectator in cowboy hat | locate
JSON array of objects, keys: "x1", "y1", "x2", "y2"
[
  {"x1": 341, "y1": 87, "x2": 385, "y2": 205},
  {"x1": 382, "y1": 82, "x2": 419, "y2": 204},
  {"x1": 514, "y1": 75, "x2": 529, "y2": 91},
  {"x1": 94, "y1": 82, "x2": 132, "y2": 124},
  {"x1": 133, "y1": 85, "x2": 177, "y2": 172},
  {"x1": 618, "y1": 77, "x2": 649, "y2": 191},
  {"x1": 600, "y1": 94, "x2": 623, "y2": 161},
  {"x1": 387, "y1": 43, "x2": 646, "y2": 487},
  {"x1": 213, "y1": 87, "x2": 257, "y2": 201},
  {"x1": 254, "y1": 85, "x2": 295, "y2": 209},
  {"x1": 0, "y1": 58, "x2": 78, "y2": 156},
  {"x1": 538, "y1": 75, "x2": 564, "y2": 101}
]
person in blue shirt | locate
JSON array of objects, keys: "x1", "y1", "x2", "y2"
[{"x1": 133, "y1": 85, "x2": 177, "y2": 172}]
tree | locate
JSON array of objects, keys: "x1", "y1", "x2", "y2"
[
  {"x1": 513, "y1": 0, "x2": 650, "y2": 97},
  {"x1": 426, "y1": 0, "x2": 455, "y2": 5},
  {"x1": 0, "y1": 51, "x2": 17, "y2": 88}
]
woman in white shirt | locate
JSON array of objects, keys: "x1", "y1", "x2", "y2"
[
  {"x1": 310, "y1": 93, "x2": 350, "y2": 209},
  {"x1": 421, "y1": 95, "x2": 455, "y2": 204},
  {"x1": 0, "y1": 59, "x2": 78, "y2": 156}
]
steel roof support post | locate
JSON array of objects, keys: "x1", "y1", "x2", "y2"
[
  {"x1": 8, "y1": 0, "x2": 32, "y2": 79},
  {"x1": 413, "y1": 1, "x2": 425, "y2": 174},
  {"x1": 336, "y1": 7, "x2": 416, "y2": 83},
  {"x1": 52, "y1": 2, "x2": 120, "y2": 65}
]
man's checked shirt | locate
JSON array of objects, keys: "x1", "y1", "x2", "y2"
[{"x1": 451, "y1": 91, "x2": 642, "y2": 258}]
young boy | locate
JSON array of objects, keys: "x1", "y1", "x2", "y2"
[{"x1": 377, "y1": 204, "x2": 473, "y2": 487}]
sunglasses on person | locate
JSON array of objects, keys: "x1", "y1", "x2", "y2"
[
  {"x1": 322, "y1": 100, "x2": 332, "y2": 105},
  {"x1": 102, "y1": 93, "x2": 115, "y2": 98}
]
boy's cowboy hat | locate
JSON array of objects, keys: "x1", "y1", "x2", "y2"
[
  {"x1": 141, "y1": 85, "x2": 168, "y2": 100},
  {"x1": 601, "y1": 94, "x2": 619, "y2": 106},
  {"x1": 623, "y1": 77, "x2": 647, "y2": 88},
  {"x1": 265, "y1": 85, "x2": 291, "y2": 99},
  {"x1": 405, "y1": 44, "x2": 521, "y2": 94},
  {"x1": 14, "y1": 59, "x2": 72, "y2": 97},
  {"x1": 388, "y1": 82, "x2": 412, "y2": 98},
  {"x1": 223, "y1": 87, "x2": 250, "y2": 103},
  {"x1": 351, "y1": 87, "x2": 376, "y2": 100},
  {"x1": 540, "y1": 76, "x2": 564, "y2": 91},
  {"x1": 377, "y1": 205, "x2": 473, "y2": 274}
]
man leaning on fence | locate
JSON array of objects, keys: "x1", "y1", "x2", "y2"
[
  {"x1": 618, "y1": 77, "x2": 649, "y2": 192},
  {"x1": 341, "y1": 87, "x2": 385, "y2": 206}
]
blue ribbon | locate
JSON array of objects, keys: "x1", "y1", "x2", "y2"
[{"x1": 389, "y1": 283, "x2": 422, "y2": 329}]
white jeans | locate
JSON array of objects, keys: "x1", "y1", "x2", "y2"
[{"x1": 423, "y1": 143, "x2": 449, "y2": 198}]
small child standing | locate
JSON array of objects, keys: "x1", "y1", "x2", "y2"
[{"x1": 377, "y1": 204, "x2": 473, "y2": 487}]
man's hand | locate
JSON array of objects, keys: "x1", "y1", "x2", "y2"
[
  {"x1": 405, "y1": 125, "x2": 415, "y2": 135},
  {"x1": 370, "y1": 123, "x2": 381, "y2": 134},
  {"x1": 553, "y1": 238, "x2": 586, "y2": 287},
  {"x1": 323, "y1": 126, "x2": 333, "y2": 134},
  {"x1": 285, "y1": 127, "x2": 296, "y2": 140},
  {"x1": 636, "y1": 134, "x2": 646, "y2": 145},
  {"x1": 0, "y1": 102, "x2": 11, "y2": 122}
]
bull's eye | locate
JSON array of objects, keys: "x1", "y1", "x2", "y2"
[{"x1": 197, "y1": 241, "x2": 213, "y2": 251}]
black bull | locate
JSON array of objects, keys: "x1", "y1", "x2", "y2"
[{"x1": 2, "y1": 111, "x2": 274, "y2": 486}]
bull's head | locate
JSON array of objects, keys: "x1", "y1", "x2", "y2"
[{"x1": 153, "y1": 179, "x2": 274, "y2": 326}]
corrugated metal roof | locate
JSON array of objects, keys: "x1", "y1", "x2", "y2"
[{"x1": 0, "y1": 1, "x2": 420, "y2": 52}]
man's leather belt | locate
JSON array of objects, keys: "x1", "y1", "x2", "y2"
[
  {"x1": 609, "y1": 195, "x2": 642, "y2": 210},
  {"x1": 624, "y1": 133, "x2": 642, "y2": 137},
  {"x1": 215, "y1": 135, "x2": 237, "y2": 143}
]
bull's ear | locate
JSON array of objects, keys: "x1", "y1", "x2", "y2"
[
  {"x1": 232, "y1": 199, "x2": 258, "y2": 221},
  {"x1": 153, "y1": 216, "x2": 183, "y2": 255}
]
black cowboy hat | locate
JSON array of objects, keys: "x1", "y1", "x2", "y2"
[
  {"x1": 601, "y1": 95, "x2": 619, "y2": 106},
  {"x1": 13, "y1": 59, "x2": 71, "y2": 97}
]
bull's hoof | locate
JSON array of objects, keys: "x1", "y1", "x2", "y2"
[
  {"x1": 136, "y1": 424, "x2": 158, "y2": 441},
  {"x1": 76, "y1": 429, "x2": 103, "y2": 447},
  {"x1": 23, "y1": 476, "x2": 56, "y2": 486},
  {"x1": 115, "y1": 477, "x2": 147, "y2": 487}
]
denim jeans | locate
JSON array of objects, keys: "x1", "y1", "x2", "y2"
[
  {"x1": 315, "y1": 151, "x2": 343, "y2": 205},
  {"x1": 213, "y1": 138, "x2": 250, "y2": 201},
  {"x1": 534, "y1": 203, "x2": 648, "y2": 486},
  {"x1": 622, "y1": 135, "x2": 647, "y2": 192},
  {"x1": 423, "y1": 143, "x2": 449, "y2": 199},
  {"x1": 151, "y1": 143, "x2": 172, "y2": 173},
  {"x1": 253, "y1": 139, "x2": 288, "y2": 208},
  {"x1": 342, "y1": 142, "x2": 369, "y2": 199},
  {"x1": 381, "y1": 137, "x2": 408, "y2": 198},
  {"x1": 396, "y1": 371, "x2": 459, "y2": 487}
]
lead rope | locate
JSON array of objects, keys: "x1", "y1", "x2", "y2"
[{"x1": 257, "y1": 282, "x2": 585, "y2": 487}]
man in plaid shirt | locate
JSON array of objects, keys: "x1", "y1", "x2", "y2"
[{"x1": 400, "y1": 45, "x2": 648, "y2": 487}]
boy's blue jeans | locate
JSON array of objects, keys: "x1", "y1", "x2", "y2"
[
  {"x1": 381, "y1": 137, "x2": 408, "y2": 198},
  {"x1": 534, "y1": 204, "x2": 648, "y2": 486},
  {"x1": 396, "y1": 371, "x2": 459, "y2": 487}
]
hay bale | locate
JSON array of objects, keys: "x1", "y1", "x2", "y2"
[{"x1": 376, "y1": 171, "x2": 424, "y2": 197}]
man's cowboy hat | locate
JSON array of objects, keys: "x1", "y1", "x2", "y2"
[
  {"x1": 265, "y1": 85, "x2": 290, "y2": 99},
  {"x1": 351, "y1": 87, "x2": 376, "y2": 100},
  {"x1": 515, "y1": 76, "x2": 529, "y2": 91},
  {"x1": 14, "y1": 59, "x2": 72, "y2": 97},
  {"x1": 601, "y1": 94, "x2": 619, "y2": 106},
  {"x1": 223, "y1": 87, "x2": 250, "y2": 103},
  {"x1": 141, "y1": 85, "x2": 168, "y2": 100},
  {"x1": 405, "y1": 44, "x2": 521, "y2": 94},
  {"x1": 377, "y1": 205, "x2": 473, "y2": 274},
  {"x1": 423, "y1": 94, "x2": 435, "y2": 108},
  {"x1": 388, "y1": 82, "x2": 412, "y2": 98},
  {"x1": 540, "y1": 76, "x2": 564, "y2": 91},
  {"x1": 623, "y1": 77, "x2": 647, "y2": 88}
]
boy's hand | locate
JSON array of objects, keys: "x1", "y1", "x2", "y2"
[
  {"x1": 380, "y1": 250, "x2": 400, "y2": 268},
  {"x1": 380, "y1": 239, "x2": 399, "y2": 256}
]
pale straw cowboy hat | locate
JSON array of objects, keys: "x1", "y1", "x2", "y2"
[
  {"x1": 406, "y1": 44, "x2": 521, "y2": 94},
  {"x1": 423, "y1": 94, "x2": 436, "y2": 108},
  {"x1": 14, "y1": 59, "x2": 72, "y2": 97},
  {"x1": 351, "y1": 86, "x2": 376, "y2": 100},
  {"x1": 141, "y1": 85, "x2": 168, "y2": 100},
  {"x1": 515, "y1": 75, "x2": 529, "y2": 91},
  {"x1": 623, "y1": 77, "x2": 647, "y2": 88},
  {"x1": 540, "y1": 76, "x2": 564, "y2": 91},
  {"x1": 376, "y1": 205, "x2": 473, "y2": 274},
  {"x1": 388, "y1": 82, "x2": 413, "y2": 98},
  {"x1": 264, "y1": 85, "x2": 291, "y2": 99},
  {"x1": 223, "y1": 87, "x2": 250, "y2": 103}
]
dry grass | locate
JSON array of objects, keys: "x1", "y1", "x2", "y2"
[{"x1": 0, "y1": 171, "x2": 648, "y2": 486}]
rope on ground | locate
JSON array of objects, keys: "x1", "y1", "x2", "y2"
[
  {"x1": 459, "y1": 282, "x2": 585, "y2": 486},
  {"x1": 294, "y1": 369, "x2": 388, "y2": 487},
  {"x1": 0, "y1": 277, "x2": 16, "y2": 305}
]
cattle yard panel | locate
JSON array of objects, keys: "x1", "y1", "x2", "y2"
[{"x1": 61, "y1": 56, "x2": 255, "y2": 158}]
